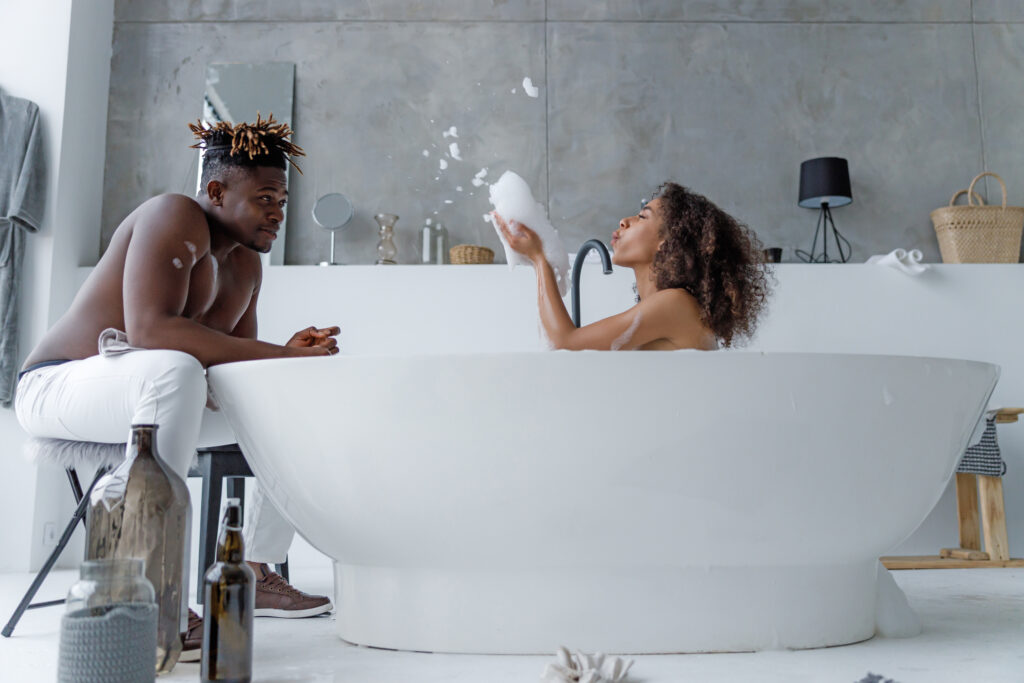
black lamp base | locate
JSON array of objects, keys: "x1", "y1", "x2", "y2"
[{"x1": 795, "y1": 203, "x2": 851, "y2": 264}]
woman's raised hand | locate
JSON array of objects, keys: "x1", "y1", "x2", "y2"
[{"x1": 492, "y1": 212, "x2": 545, "y2": 263}]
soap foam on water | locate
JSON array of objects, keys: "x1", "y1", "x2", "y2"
[
  {"x1": 522, "y1": 77, "x2": 539, "y2": 98},
  {"x1": 488, "y1": 170, "x2": 570, "y2": 297}
]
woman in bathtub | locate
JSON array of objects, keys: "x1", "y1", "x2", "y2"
[{"x1": 492, "y1": 182, "x2": 770, "y2": 351}]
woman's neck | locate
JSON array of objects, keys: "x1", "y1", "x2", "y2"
[{"x1": 632, "y1": 263, "x2": 658, "y2": 301}]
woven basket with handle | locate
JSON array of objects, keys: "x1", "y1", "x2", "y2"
[
  {"x1": 930, "y1": 172, "x2": 1023, "y2": 263},
  {"x1": 449, "y1": 244, "x2": 494, "y2": 264}
]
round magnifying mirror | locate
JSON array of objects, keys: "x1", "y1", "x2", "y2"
[{"x1": 313, "y1": 192, "x2": 354, "y2": 266}]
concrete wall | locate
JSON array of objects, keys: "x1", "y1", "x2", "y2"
[
  {"x1": 0, "y1": 0, "x2": 113, "y2": 572},
  {"x1": 101, "y1": 0, "x2": 1024, "y2": 265}
]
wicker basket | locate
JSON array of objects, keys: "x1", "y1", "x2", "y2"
[
  {"x1": 449, "y1": 244, "x2": 494, "y2": 265},
  {"x1": 930, "y1": 172, "x2": 1024, "y2": 263}
]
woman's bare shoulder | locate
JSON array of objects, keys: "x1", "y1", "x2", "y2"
[{"x1": 643, "y1": 287, "x2": 701, "y2": 312}]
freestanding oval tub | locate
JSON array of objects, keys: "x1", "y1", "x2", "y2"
[{"x1": 208, "y1": 351, "x2": 997, "y2": 654}]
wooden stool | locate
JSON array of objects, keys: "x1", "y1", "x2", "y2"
[{"x1": 883, "y1": 408, "x2": 1024, "y2": 570}]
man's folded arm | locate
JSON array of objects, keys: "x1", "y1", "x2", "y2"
[{"x1": 122, "y1": 197, "x2": 291, "y2": 366}]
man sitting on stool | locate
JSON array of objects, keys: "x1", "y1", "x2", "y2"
[{"x1": 14, "y1": 116, "x2": 335, "y2": 661}]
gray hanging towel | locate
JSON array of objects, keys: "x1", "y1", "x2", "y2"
[{"x1": 0, "y1": 89, "x2": 47, "y2": 407}]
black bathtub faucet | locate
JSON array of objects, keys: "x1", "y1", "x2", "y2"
[{"x1": 571, "y1": 239, "x2": 613, "y2": 328}]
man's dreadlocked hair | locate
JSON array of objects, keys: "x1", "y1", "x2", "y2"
[{"x1": 189, "y1": 113, "x2": 305, "y2": 188}]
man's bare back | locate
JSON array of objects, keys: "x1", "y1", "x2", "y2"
[{"x1": 24, "y1": 164, "x2": 336, "y2": 369}]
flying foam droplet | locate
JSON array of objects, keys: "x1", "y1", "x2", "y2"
[
  {"x1": 448, "y1": 142, "x2": 462, "y2": 160},
  {"x1": 442, "y1": 126, "x2": 458, "y2": 138},
  {"x1": 422, "y1": 149, "x2": 429, "y2": 157},
  {"x1": 439, "y1": 159, "x2": 448, "y2": 170},
  {"x1": 522, "y1": 77, "x2": 539, "y2": 98}
]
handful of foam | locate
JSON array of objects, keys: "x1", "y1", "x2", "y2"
[{"x1": 488, "y1": 171, "x2": 570, "y2": 297}]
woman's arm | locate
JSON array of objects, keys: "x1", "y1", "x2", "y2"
[{"x1": 494, "y1": 213, "x2": 696, "y2": 350}]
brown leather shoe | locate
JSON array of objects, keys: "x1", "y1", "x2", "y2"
[
  {"x1": 178, "y1": 608, "x2": 203, "y2": 663},
  {"x1": 254, "y1": 571, "x2": 333, "y2": 618}
]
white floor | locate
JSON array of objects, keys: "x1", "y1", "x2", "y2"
[{"x1": 1, "y1": 565, "x2": 1021, "y2": 683}]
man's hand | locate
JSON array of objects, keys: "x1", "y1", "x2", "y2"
[{"x1": 286, "y1": 326, "x2": 340, "y2": 356}]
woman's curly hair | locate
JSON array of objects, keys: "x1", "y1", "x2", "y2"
[{"x1": 648, "y1": 182, "x2": 772, "y2": 347}]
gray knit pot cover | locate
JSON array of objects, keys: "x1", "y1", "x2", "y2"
[{"x1": 58, "y1": 603, "x2": 157, "y2": 683}]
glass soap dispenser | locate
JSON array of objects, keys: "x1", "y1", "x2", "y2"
[
  {"x1": 420, "y1": 218, "x2": 449, "y2": 264},
  {"x1": 374, "y1": 213, "x2": 399, "y2": 265}
]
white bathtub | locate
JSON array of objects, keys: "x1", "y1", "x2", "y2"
[{"x1": 208, "y1": 351, "x2": 997, "y2": 654}]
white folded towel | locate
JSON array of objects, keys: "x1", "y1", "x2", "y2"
[{"x1": 865, "y1": 248, "x2": 929, "y2": 276}]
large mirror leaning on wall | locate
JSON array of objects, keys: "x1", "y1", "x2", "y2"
[{"x1": 197, "y1": 62, "x2": 296, "y2": 265}]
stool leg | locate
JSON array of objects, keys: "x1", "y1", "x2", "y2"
[
  {"x1": 979, "y1": 475, "x2": 1010, "y2": 561},
  {"x1": 197, "y1": 455, "x2": 224, "y2": 605},
  {"x1": 3, "y1": 468, "x2": 106, "y2": 638},
  {"x1": 955, "y1": 473, "x2": 981, "y2": 550},
  {"x1": 276, "y1": 560, "x2": 289, "y2": 583}
]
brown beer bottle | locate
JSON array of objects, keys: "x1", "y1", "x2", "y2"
[{"x1": 202, "y1": 498, "x2": 254, "y2": 683}]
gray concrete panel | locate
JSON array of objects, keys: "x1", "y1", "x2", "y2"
[
  {"x1": 974, "y1": 0, "x2": 1024, "y2": 23},
  {"x1": 546, "y1": 21, "x2": 983, "y2": 263},
  {"x1": 974, "y1": 23, "x2": 1024, "y2": 260},
  {"x1": 103, "y1": 21, "x2": 547, "y2": 264},
  {"x1": 547, "y1": 1, "x2": 970, "y2": 23},
  {"x1": 115, "y1": 0, "x2": 545, "y2": 22}
]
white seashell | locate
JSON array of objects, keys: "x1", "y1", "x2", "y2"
[
  {"x1": 540, "y1": 662, "x2": 578, "y2": 683},
  {"x1": 600, "y1": 656, "x2": 634, "y2": 682}
]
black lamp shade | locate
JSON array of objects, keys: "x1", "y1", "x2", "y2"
[{"x1": 798, "y1": 157, "x2": 852, "y2": 208}]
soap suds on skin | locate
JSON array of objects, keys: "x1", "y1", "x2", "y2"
[
  {"x1": 172, "y1": 257, "x2": 184, "y2": 269},
  {"x1": 611, "y1": 312, "x2": 642, "y2": 351},
  {"x1": 184, "y1": 240, "x2": 198, "y2": 265},
  {"x1": 522, "y1": 77, "x2": 539, "y2": 98}
]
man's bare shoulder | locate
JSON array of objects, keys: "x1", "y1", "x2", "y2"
[{"x1": 134, "y1": 194, "x2": 210, "y2": 238}]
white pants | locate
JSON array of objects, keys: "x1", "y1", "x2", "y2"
[{"x1": 14, "y1": 350, "x2": 296, "y2": 567}]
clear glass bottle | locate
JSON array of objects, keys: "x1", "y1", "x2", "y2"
[
  {"x1": 375, "y1": 213, "x2": 399, "y2": 264},
  {"x1": 420, "y1": 219, "x2": 450, "y2": 264},
  {"x1": 66, "y1": 558, "x2": 155, "y2": 616},
  {"x1": 86, "y1": 424, "x2": 191, "y2": 674},
  {"x1": 202, "y1": 498, "x2": 254, "y2": 683},
  {"x1": 59, "y1": 559, "x2": 158, "y2": 683}
]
